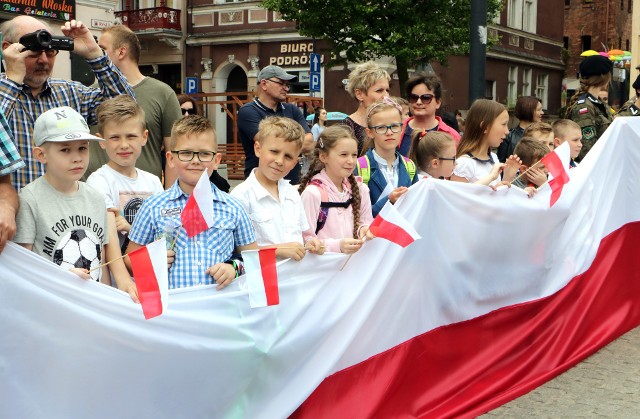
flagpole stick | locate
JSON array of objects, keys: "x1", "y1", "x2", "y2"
[
  {"x1": 509, "y1": 159, "x2": 543, "y2": 185},
  {"x1": 88, "y1": 253, "x2": 127, "y2": 273},
  {"x1": 339, "y1": 236, "x2": 369, "y2": 271}
]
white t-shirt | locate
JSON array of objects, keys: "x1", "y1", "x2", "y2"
[
  {"x1": 453, "y1": 152, "x2": 499, "y2": 185},
  {"x1": 86, "y1": 164, "x2": 164, "y2": 247},
  {"x1": 230, "y1": 169, "x2": 309, "y2": 247}
]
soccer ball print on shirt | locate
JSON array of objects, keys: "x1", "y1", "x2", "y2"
[{"x1": 53, "y1": 229, "x2": 103, "y2": 282}]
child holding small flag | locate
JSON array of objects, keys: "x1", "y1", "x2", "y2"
[
  {"x1": 511, "y1": 137, "x2": 549, "y2": 191},
  {"x1": 231, "y1": 117, "x2": 323, "y2": 260},
  {"x1": 13, "y1": 107, "x2": 138, "y2": 301},
  {"x1": 299, "y1": 126, "x2": 374, "y2": 254},
  {"x1": 127, "y1": 115, "x2": 257, "y2": 290}
]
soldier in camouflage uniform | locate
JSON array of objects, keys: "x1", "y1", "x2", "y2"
[
  {"x1": 617, "y1": 75, "x2": 640, "y2": 117},
  {"x1": 567, "y1": 55, "x2": 613, "y2": 161}
]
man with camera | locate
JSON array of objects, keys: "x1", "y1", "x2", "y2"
[{"x1": 0, "y1": 16, "x2": 134, "y2": 191}]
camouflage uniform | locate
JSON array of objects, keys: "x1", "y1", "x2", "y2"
[
  {"x1": 616, "y1": 98, "x2": 640, "y2": 117},
  {"x1": 568, "y1": 92, "x2": 612, "y2": 161}
]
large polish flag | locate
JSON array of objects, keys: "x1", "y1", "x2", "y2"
[
  {"x1": 128, "y1": 238, "x2": 168, "y2": 319},
  {"x1": 181, "y1": 170, "x2": 214, "y2": 237},
  {"x1": 1, "y1": 118, "x2": 639, "y2": 418}
]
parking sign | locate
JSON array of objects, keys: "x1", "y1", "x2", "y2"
[{"x1": 186, "y1": 77, "x2": 198, "y2": 94}]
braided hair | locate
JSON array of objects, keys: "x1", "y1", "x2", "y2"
[{"x1": 298, "y1": 125, "x2": 362, "y2": 239}]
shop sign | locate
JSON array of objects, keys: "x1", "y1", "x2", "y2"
[{"x1": 1, "y1": 0, "x2": 75, "y2": 21}]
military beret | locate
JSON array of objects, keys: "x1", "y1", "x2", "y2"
[
  {"x1": 579, "y1": 55, "x2": 613, "y2": 78},
  {"x1": 633, "y1": 75, "x2": 640, "y2": 91}
]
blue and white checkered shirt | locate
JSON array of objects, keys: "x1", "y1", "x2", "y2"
[
  {"x1": 129, "y1": 181, "x2": 256, "y2": 289},
  {"x1": 0, "y1": 110, "x2": 24, "y2": 176},
  {"x1": 0, "y1": 53, "x2": 135, "y2": 190}
]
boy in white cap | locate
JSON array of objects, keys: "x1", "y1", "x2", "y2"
[{"x1": 13, "y1": 106, "x2": 138, "y2": 301}]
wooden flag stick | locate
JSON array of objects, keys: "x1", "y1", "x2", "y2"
[
  {"x1": 509, "y1": 159, "x2": 543, "y2": 185},
  {"x1": 88, "y1": 253, "x2": 127, "y2": 273}
]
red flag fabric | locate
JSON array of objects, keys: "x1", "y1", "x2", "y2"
[
  {"x1": 181, "y1": 170, "x2": 214, "y2": 237},
  {"x1": 540, "y1": 141, "x2": 571, "y2": 206},
  {"x1": 128, "y1": 238, "x2": 168, "y2": 319},
  {"x1": 242, "y1": 248, "x2": 279, "y2": 307},
  {"x1": 369, "y1": 203, "x2": 421, "y2": 247}
]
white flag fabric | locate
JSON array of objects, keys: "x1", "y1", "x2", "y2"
[{"x1": 1, "y1": 118, "x2": 639, "y2": 418}]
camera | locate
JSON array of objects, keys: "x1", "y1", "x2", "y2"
[{"x1": 19, "y1": 29, "x2": 74, "y2": 52}]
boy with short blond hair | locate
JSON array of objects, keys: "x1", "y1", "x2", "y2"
[
  {"x1": 127, "y1": 115, "x2": 257, "y2": 290},
  {"x1": 87, "y1": 95, "x2": 164, "y2": 252},
  {"x1": 512, "y1": 136, "x2": 550, "y2": 190},
  {"x1": 552, "y1": 119, "x2": 582, "y2": 167},
  {"x1": 13, "y1": 106, "x2": 138, "y2": 301},
  {"x1": 231, "y1": 117, "x2": 322, "y2": 260},
  {"x1": 524, "y1": 121, "x2": 554, "y2": 151}
]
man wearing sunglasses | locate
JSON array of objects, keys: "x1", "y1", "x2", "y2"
[
  {"x1": 398, "y1": 74, "x2": 461, "y2": 157},
  {"x1": 238, "y1": 65, "x2": 314, "y2": 184},
  {"x1": 0, "y1": 16, "x2": 134, "y2": 191}
]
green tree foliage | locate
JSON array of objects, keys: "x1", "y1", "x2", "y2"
[{"x1": 262, "y1": 0, "x2": 502, "y2": 94}]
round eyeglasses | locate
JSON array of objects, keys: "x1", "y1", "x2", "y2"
[{"x1": 171, "y1": 150, "x2": 217, "y2": 162}]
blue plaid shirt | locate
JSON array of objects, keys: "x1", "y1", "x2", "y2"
[
  {"x1": 129, "y1": 181, "x2": 256, "y2": 289},
  {"x1": 0, "y1": 53, "x2": 135, "y2": 191},
  {"x1": 0, "y1": 110, "x2": 24, "y2": 176}
]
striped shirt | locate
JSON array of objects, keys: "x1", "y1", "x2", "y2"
[
  {"x1": 0, "y1": 110, "x2": 24, "y2": 177},
  {"x1": 0, "y1": 53, "x2": 134, "y2": 190},
  {"x1": 129, "y1": 181, "x2": 256, "y2": 289}
]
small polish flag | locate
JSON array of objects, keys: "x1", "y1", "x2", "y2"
[
  {"x1": 578, "y1": 107, "x2": 588, "y2": 115},
  {"x1": 128, "y1": 238, "x2": 169, "y2": 320},
  {"x1": 369, "y1": 203, "x2": 421, "y2": 248},
  {"x1": 540, "y1": 141, "x2": 571, "y2": 207},
  {"x1": 242, "y1": 248, "x2": 279, "y2": 308},
  {"x1": 181, "y1": 170, "x2": 214, "y2": 237}
]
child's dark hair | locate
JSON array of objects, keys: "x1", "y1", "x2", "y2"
[
  {"x1": 514, "y1": 96, "x2": 542, "y2": 121},
  {"x1": 513, "y1": 136, "x2": 550, "y2": 167},
  {"x1": 298, "y1": 125, "x2": 362, "y2": 239},
  {"x1": 456, "y1": 99, "x2": 506, "y2": 158},
  {"x1": 313, "y1": 107, "x2": 325, "y2": 125},
  {"x1": 409, "y1": 131, "x2": 456, "y2": 173}
]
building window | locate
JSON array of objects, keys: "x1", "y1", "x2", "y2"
[
  {"x1": 485, "y1": 80, "x2": 496, "y2": 100},
  {"x1": 627, "y1": 40, "x2": 630, "y2": 51},
  {"x1": 621, "y1": 0, "x2": 624, "y2": 10},
  {"x1": 508, "y1": 66, "x2": 518, "y2": 108},
  {"x1": 563, "y1": 36, "x2": 569, "y2": 50},
  {"x1": 629, "y1": 0, "x2": 633, "y2": 13},
  {"x1": 522, "y1": 69, "x2": 532, "y2": 96},
  {"x1": 581, "y1": 35, "x2": 592, "y2": 51},
  {"x1": 523, "y1": 0, "x2": 537, "y2": 32},
  {"x1": 565, "y1": 0, "x2": 570, "y2": 5},
  {"x1": 536, "y1": 74, "x2": 548, "y2": 109},
  {"x1": 507, "y1": 0, "x2": 522, "y2": 29}
]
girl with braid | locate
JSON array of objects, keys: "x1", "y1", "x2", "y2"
[{"x1": 299, "y1": 126, "x2": 374, "y2": 254}]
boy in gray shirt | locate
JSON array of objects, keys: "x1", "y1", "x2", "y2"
[{"x1": 13, "y1": 107, "x2": 138, "y2": 302}]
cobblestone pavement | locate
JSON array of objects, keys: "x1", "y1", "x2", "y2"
[{"x1": 482, "y1": 326, "x2": 640, "y2": 418}]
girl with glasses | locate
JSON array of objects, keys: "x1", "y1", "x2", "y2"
[
  {"x1": 344, "y1": 62, "x2": 391, "y2": 156},
  {"x1": 409, "y1": 131, "x2": 457, "y2": 180},
  {"x1": 398, "y1": 74, "x2": 461, "y2": 157},
  {"x1": 450, "y1": 99, "x2": 521, "y2": 187},
  {"x1": 355, "y1": 98, "x2": 419, "y2": 217}
]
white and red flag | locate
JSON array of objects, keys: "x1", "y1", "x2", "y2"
[
  {"x1": 181, "y1": 170, "x2": 214, "y2": 237},
  {"x1": 540, "y1": 141, "x2": 571, "y2": 207},
  {"x1": 368, "y1": 202, "x2": 421, "y2": 247},
  {"x1": 128, "y1": 238, "x2": 168, "y2": 320},
  {"x1": 242, "y1": 248, "x2": 279, "y2": 308}
]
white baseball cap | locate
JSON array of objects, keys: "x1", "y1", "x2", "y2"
[{"x1": 33, "y1": 106, "x2": 103, "y2": 147}]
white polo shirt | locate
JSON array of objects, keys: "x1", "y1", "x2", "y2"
[{"x1": 230, "y1": 169, "x2": 309, "y2": 246}]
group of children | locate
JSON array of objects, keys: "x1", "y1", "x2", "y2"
[{"x1": 12, "y1": 94, "x2": 583, "y2": 302}]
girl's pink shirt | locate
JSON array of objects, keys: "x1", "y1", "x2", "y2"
[{"x1": 301, "y1": 169, "x2": 374, "y2": 253}]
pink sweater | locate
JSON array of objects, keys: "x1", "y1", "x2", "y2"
[{"x1": 301, "y1": 170, "x2": 374, "y2": 253}]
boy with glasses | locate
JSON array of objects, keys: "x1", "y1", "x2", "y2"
[{"x1": 127, "y1": 115, "x2": 257, "y2": 290}]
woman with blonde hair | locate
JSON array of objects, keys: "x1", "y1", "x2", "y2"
[{"x1": 344, "y1": 62, "x2": 391, "y2": 155}]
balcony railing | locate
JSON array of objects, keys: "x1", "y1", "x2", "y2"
[{"x1": 115, "y1": 7, "x2": 181, "y2": 32}]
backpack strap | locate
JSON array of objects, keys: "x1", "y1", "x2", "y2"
[
  {"x1": 308, "y1": 179, "x2": 352, "y2": 234},
  {"x1": 401, "y1": 155, "x2": 416, "y2": 180},
  {"x1": 356, "y1": 155, "x2": 371, "y2": 184}
]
